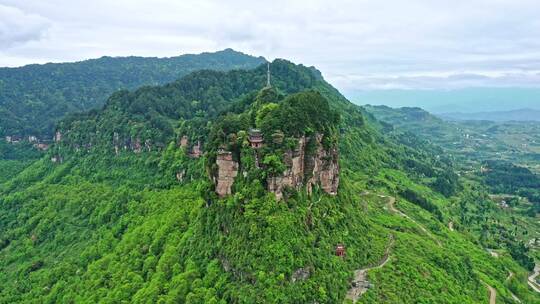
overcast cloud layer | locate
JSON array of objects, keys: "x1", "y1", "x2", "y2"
[{"x1": 1, "y1": 0, "x2": 540, "y2": 92}]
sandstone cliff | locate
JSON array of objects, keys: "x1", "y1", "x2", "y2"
[
  {"x1": 268, "y1": 134, "x2": 339, "y2": 200},
  {"x1": 214, "y1": 150, "x2": 239, "y2": 198},
  {"x1": 213, "y1": 133, "x2": 339, "y2": 199}
]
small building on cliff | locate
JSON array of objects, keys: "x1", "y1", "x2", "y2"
[{"x1": 248, "y1": 129, "x2": 264, "y2": 149}]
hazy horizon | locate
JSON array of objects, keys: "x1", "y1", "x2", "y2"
[
  {"x1": 2, "y1": 0, "x2": 539, "y2": 113},
  {"x1": 348, "y1": 87, "x2": 540, "y2": 113},
  {"x1": 2, "y1": 48, "x2": 538, "y2": 114}
]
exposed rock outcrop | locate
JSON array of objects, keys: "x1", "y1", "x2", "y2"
[
  {"x1": 211, "y1": 133, "x2": 338, "y2": 199},
  {"x1": 268, "y1": 134, "x2": 339, "y2": 200},
  {"x1": 51, "y1": 155, "x2": 63, "y2": 163},
  {"x1": 214, "y1": 150, "x2": 239, "y2": 197},
  {"x1": 35, "y1": 143, "x2": 49, "y2": 151},
  {"x1": 291, "y1": 267, "x2": 311, "y2": 283},
  {"x1": 190, "y1": 141, "x2": 202, "y2": 158},
  {"x1": 133, "y1": 138, "x2": 142, "y2": 153},
  {"x1": 179, "y1": 135, "x2": 189, "y2": 148},
  {"x1": 54, "y1": 131, "x2": 62, "y2": 142},
  {"x1": 144, "y1": 139, "x2": 152, "y2": 152},
  {"x1": 305, "y1": 134, "x2": 339, "y2": 196},
  {"x1": 113, "y1": 132, "x2": 120, "y2": 155},
  {"x1": 176, "y1": 170, "x2": 185, "y2": 182},
  {"x1": 267, "y1": 136, "x2": 307, "y2": 200}
]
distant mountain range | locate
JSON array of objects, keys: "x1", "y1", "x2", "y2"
[
  {"x1": 439, "y1": 108, "x2": 540, "y2": 122},
  {"x1": 0, "y1": 49, "x2": 265, "y2": 138}
]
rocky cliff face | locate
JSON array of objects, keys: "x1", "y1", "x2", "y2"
[
  {"x1": 267, "y1": 134, "x2": 339, "y2": 200},
  {"x1": 214, "y1": 151, "x2": 239, "y2": 197},
  {"x1": 267, "y1": 136, "x2": 307, "y2": 200},
  {"x1": 306, "y1": 134, "x2": 340, "y2": 196},
  {"x1": 213, "y1": 133, "x2": 339, "y2": 199}
]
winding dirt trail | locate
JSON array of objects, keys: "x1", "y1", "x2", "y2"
[
  {"x1": 345, "y1": 235, "x2": 395, "y2": 303},
  {"x1": 486, "y1": 248, "x2": 500, "y2": 258},
  {"x1": 485, "y1": 283, "x2": 497, "y2": 304},
  {"x1": 506, "y1": 271, "x2": 514, "y2": 282},
  {"x1": 504, "y1": 272, "x2": 522, "y2": 303},
  {"x1": 384, "y1": 196, "x2": 442, "y2": 247},
  {"x1": 529, "y1": 265, "x2": 540, "y2": 293},
  {"x1": 373, "y1": 193, "x2": 526, "y2": 304}
]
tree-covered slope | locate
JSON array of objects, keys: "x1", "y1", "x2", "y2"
[
  {"x1": 1, "y1": 61, "x2": 538, "y2": 303},
  {"x1": 0, "y1": 141, "x2": 41, "y2": 183},
  {"x1": 362, "y1": 105, "x2": 463, "y2": 144},
  {"x1": 365, "y1": 104, "x2": 540, "y2": 267},
  {"x1": 0, "y1": 49, "x2": 265, "y2": 138}
]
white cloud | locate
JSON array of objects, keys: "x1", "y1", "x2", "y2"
[
  {"x1": 0, "y1": 4, "x2": 50, "y2": 48},
  {"x1": 1, "y1": 0, "x2": 540, "y2": 90}
]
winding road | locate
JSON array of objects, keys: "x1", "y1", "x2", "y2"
[
  {"x1": 384, "y1": 195, "x2": 442, "y2": 247},
  {"x1": 385, "y1": 195, "x2": 499, "y2": 303},
  {"x1": 345, "y1": 235, "x2": 394, "y2": 303},
  {"x1": 362, "y1": 194, "x2": 523, "y2": 304},
  {"x1": 504, "y1": 272, "x2": 522, "y2": 303},
  {"x1": 485, "y1": 283, "x2": 497, "y2": 304},
  {"x1": 529, "y1": 265, "x2": 540, "y2": 293},
  {"x1": 506, "y1": 271, "x2": 514, "y2": 282}
]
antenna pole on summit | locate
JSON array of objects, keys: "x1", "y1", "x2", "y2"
[{"x1": 266, "y1": 62, "x2": 271, "y2": 88}]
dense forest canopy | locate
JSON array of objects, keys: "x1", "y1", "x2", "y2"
[
  {"x1": 0, "y1": 49, "x2": 265, "y2": 138},
  {"x1": 55, "y1": 60, "x2": 342, "y2": 154},
  {"x1": 0, "y1": 55, "x2": 538, "y2": 303}
]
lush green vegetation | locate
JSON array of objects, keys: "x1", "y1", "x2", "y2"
[
  {"x1": 364, "y1": 105, "x2": 540, "y2": 174},
  {"x1": 0, "y1": 141, "x2": 42, "y2": 183},
  {"x1": 0, "y1": 59, "x2": 538, "y2": 303},
  {"x1": 0, "y1": 49, "x2": 264, "y2": 138},
  {"x1": 365, "y1": 105, "x2": 540, "y2": 269},
  {"x1": 482, "y1": 160, "x2": 540, "y2": 215}
]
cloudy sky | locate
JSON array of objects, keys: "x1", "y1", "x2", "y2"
[{"x1": 2, "y1": 0, "x2": 540, "y2": 94}]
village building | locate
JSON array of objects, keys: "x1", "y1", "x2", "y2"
[
  {"x1": 28, "y1": 135, "x2": 37, "y2": 142},
  {"x1": 336, "y1": 244, "x2": 346, "y2": 257},
  {"x1": 5, "y1": 136, "x2": 12, "y2": 143},
  {"x1": 248, "y1": 129, "x2": 264, "y2": 148},
  {"x1": 9, "y1": 135, "x2": 22, "y2": 143}
]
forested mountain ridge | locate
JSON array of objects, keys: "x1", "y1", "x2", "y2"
[
  {"x1": 0, "y1": 49, "x2": 265, "y2": 138},
  {"x1": 54, "y1": 59, "x2": 333, "y2": 152},
  {"x1": 1, "y1": 60, "x2": 539, "y2": 303}
]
